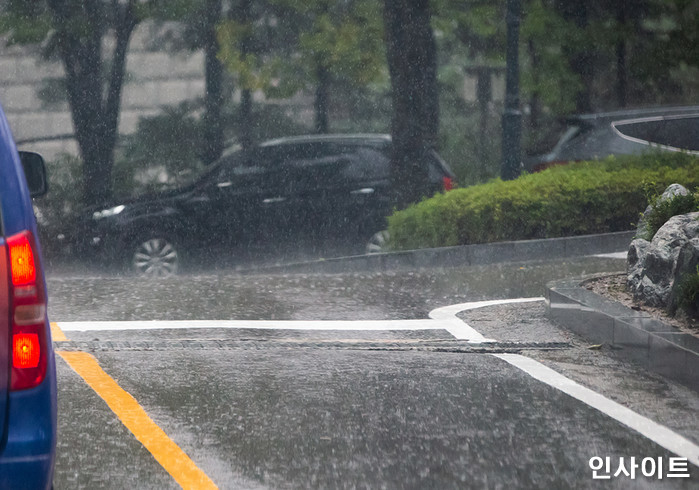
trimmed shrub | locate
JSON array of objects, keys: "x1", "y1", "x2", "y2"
[
  {"x1": 387, "y1": 152, "x2": 699, "y2": 250},
  {"x1": 676, "y1": 268, "x2": 699, "y2": 320},
  {"x1": 642, "y1": 191, "x2": 699, "y2": 241}
]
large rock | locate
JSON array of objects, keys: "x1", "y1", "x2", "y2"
[{"x1": 628, "y1": 211, "x2": 699, "y2": 308}]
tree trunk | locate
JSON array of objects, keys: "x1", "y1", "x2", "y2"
[
  {"x1": 239, "y1": 89, "x2": 253, "y2": 150},
  {"x1": 202, "y1": 0, "x2": 225, "y2": 165},
  {"x1": 526, "y1": 39, "x2": 542, "y2": 129},
  {"x1": 233, "y1": 0, "x2": 254, "y2": 149},
  {"x1": 557, "y1": 0, "x2": 593, "y2": 113},
  {"x1": 314, "y1": 61, "x2": 330, "y2": 134},
  {"x1": 47, "y1": 0, "x2": 138, "y2": 206},
  {"x1": 476, "y1": 69, "x2": 492, "y2": 166},
  {"x1": 615, "y1": 0, "x2": 628, "y2": 108},
  {"x1": 383, "y1": 0, "x2": 439, "y2": 209}
]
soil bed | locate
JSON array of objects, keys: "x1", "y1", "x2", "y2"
[{"x1": 583, "y1": 273, "x2": 698, "y2": 335}]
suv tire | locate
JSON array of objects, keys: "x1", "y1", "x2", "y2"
[{"x1": 131, "y1": 233, "x2": 180, "y2": 277}]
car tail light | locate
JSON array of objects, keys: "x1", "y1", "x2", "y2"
[
  {"x1": 6, "y1": 231, "x2": 48, "y2": 390},
  {"x1": 14, "y1": 333, "x2": 41, "y2": 368},
  {"x1": 442, "y1": 176, "x2": 454, "y2": 191}
]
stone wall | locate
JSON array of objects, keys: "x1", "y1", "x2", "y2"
[{"x1": 1, "y1": 21, "x2": 504, "y2": 164}]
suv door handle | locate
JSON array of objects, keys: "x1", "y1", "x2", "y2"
[
  {"x1": 350, "y1": 188, "x2": 375, "y2": 195},
  {"x1": 262, "y1": 197, "x2": 286, "y2": 204}
]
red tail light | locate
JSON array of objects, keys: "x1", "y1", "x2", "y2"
[
  {"x1": 6, "y1": 231, "x2": 48, "y2": 390},
  {"x1": 442, "y1": 176, "x2": 454, "y2": 191},
  {"x1": 13, "y1": 333, "x2": 41, "y2": 368}
]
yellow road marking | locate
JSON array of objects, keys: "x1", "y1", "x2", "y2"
[
  {"x1": 50, "y1": 322, "x2": 68, "y2": 342},
  {"x1": 57, "y1": 351, "x2": 217, "y2": 490}
]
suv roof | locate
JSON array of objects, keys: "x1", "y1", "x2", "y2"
[
  {"x1": 565, "y1": 105, "x2": 699, "y2": 126},
  {"x1": 261, "y1": 133, "x2": 392, "y2": 147}
]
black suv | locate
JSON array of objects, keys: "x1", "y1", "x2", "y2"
[{"x1": 84, "y1": 134, "x2": 455, "y2": 276}]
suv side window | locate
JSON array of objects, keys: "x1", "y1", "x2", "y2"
[
  {"x1": 213, "y1": 146, "x2": 285, "y2": 184},
  {"x1": 284, "y1": 142, "x2": 346, "y2": 190},
  {"x1": 338, "y1": 147, "x2": 390, "y2": 182}
]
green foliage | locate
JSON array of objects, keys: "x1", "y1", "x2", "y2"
[
  {"x1": 387, "y1": 152, "x2": 699, "y2": 250},
  {"x1": 642, "y1": 191, "x2": 699, "y2": 240},
  {"x1": 432, "y1": 0, "x2": 505, "y2": 60},
  {"x1": 32, "y1": 153, "x2": 83, "y2": 255},
  {"x1": 35, "y1": 153, "x2": 83, "y2": 219},
  {"x1": 520, "y1": 0, "x2": 584, "y2": 115},
  {"x1": 217, "y1": 19, "x2": 290, "y2": 94},
  {"x1": 437, "y1": 103, "x2": 502, "y2": 186},
  {"x1": 298, "y1": 3, "x2": 385, "y2": 84},
  {"x1": 675, "y1": 267, "x2": 699, "y2": 320},
  {"x1": 217, "y1": 0, "x2": 385, "y2": 99},
  {"x1": 115, "y1": 102, "x2": 205, "y2": 197},
  {"x1": 0, "y1": 0, "x2": 52, "y2": 45}
]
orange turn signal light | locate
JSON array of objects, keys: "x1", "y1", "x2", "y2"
[{"x1": 8, "y1": 233, "x2": 36, "y2": 286}]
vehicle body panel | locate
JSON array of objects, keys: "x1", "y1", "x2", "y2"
[{"x1": 0, "y1": 101, "x2": 56, "y2": 490}]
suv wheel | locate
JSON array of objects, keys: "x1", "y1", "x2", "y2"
[
  {"x1": 131, "y1": 235, "x2": 180, "y2": 277},
  {"x1": 365, "y1": 230, "x2": 390, "y2": 254}
]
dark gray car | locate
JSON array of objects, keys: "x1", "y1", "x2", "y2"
[{"x1": 526, "y1": 106, "x2": 699, "y2": 172}]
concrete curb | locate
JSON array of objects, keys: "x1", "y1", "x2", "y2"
[
  {"x1": 546, "y1": 276, "x2": 699, "y2": 392},
  {"x1": 241, "y1": 230, "x2": 635, "y2": 274}
]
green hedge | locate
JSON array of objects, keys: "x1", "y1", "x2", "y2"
[
  {"x1": 387, "y1": 152, "x2": 699, "y2": 250},
  {"x1": 642, "y1": 190, "x2": 699, "y2": 241}
]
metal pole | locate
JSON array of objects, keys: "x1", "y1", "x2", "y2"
[{"x1": 501, "y1": 0, "x2": 522, "y2": 181}]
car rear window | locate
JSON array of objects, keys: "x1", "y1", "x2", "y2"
[{"x1": 613, "y1": 116, "x2": 699, "y2": 152}]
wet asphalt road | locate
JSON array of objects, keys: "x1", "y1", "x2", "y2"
[
  {"x1": 47, "y1": 256, "x2": 630, "y2": 321},
  {"x1": 45, "y1": 256, "x2": 698, "y2": 489}
]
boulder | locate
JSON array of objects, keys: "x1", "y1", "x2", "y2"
[
  {"x1": 628, "y1": 211, "x2": 699, "y2": 308},
  {"x1": 669, "y1": 237, "x2": 699, "y2": 310}
]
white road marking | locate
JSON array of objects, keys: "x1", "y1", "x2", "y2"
[
  {"x1": 55, "y1": 298, "x2": 543, "y2": 345},
  {"x1": 56, "y1": 296, "x2": 699, "y2": 465},
  {"x1": 495, "y1": 353, "x2": 699, "y2": 467},
  {"x1": 593, "y1": 251, "x2": 627, "y2": 259},
  {"x1": 429, "y1": 297, "x2": 544, "y2": 343},
  {"x1": 56, "y1": 319, "x2": 442, "y2": 333}
]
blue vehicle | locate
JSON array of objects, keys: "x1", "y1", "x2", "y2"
[{"x1": 0, "y1": 101, "x2": 56, "y2": 488}]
